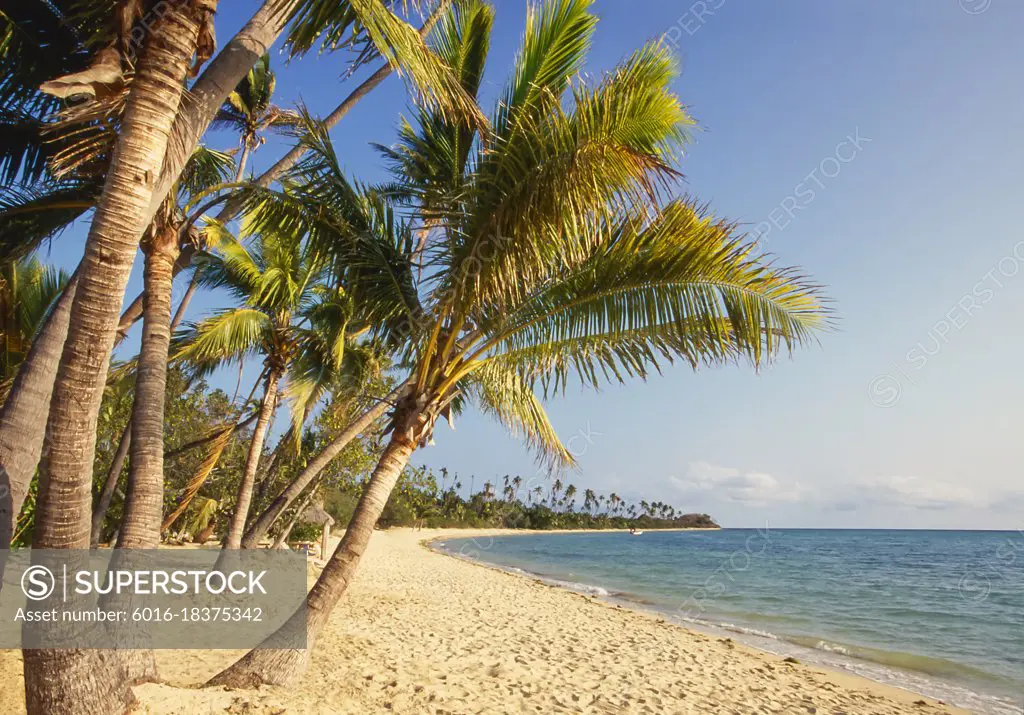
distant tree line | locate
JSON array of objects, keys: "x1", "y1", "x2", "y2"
[{"x1": 323, "y1": 466, "x2": 719, "y2": 531}]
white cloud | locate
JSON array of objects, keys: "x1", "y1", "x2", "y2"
[
  {"x1": 670, "y1": 461, "x2": 803, "y2": 505},
  {"x1": 843, "y1": 475, "x2": 990, "y2": 511}
]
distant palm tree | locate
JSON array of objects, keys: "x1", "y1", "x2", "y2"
[
  {"x1": 212, "y1": 54, "x2": 300, "y2": 183},
  {"x1": 583, "y1": 488, "x2": 596, "y2": 515},
  {"x1": 564, "y1": 484, "x2": 578, "y2": 513},
  {"x1": 551, "y1": 478, "x2": 564, "y2": 506}
]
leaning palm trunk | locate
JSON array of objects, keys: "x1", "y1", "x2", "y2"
[
  {"x1": 89, "y1": 423, "x2": 131, "y2": 547},
  {"x1": 221, "y1": 369, "x2": 281, "y2": 549},
  {"x1": 0, "y1": 276, "x2": 76, "y2": 550},
  {"x1": 272, "y1": 486, "x2": 318, "y2": 548},
  {"x1": 210, "y1": 421, "x2": 419, "y2": 687},
  {"x1": 240, "y1": 385, "x2": 404, "y2": 548},
  {"x1": 24, "y1": 3, "x2": 208, "y2": 713}
]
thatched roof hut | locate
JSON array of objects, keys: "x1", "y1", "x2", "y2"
[{"x1": 300, "y1": 504, "x2": 334, "y2": 527}]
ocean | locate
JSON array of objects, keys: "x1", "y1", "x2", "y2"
[{"x1": 436, "y1": 529, "x2": 1024, "y2": 715}]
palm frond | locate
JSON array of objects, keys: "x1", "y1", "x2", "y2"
[
  {"x1": 178, "y1": 145, "x2": 235, "y2": 201},
  {"x1": 286, "y1": 0, "x2": 486, "y2": 130},
  {"x1": 494, "y1": 0, "x2": 596, "y2": 137},
  {"x1": 471, "y1": 360, "x2": 574, "y2": 471},
  {"x1": 480, "y1": 199, "x2": 830, "y2": 394},
  {"x1": 441, "y1": 37, "x2": 691, "y2": 314},
  {"x1": 172, "y1": 307, "x2": 272, "y2": 372},
  {"x1": 0, "y1": 179, "x2": 99, "y2": 263},
  {"x1": 374, "y1": 0, "x2": 493, "y2": 208}
]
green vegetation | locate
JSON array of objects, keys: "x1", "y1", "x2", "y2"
[{"x1": 366, "y1": 466, "x2": 718, "y2": 530}]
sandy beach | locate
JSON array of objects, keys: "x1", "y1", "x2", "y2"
[{"x1": 0, "y1": 528, "x2": 970, "y2": 714}]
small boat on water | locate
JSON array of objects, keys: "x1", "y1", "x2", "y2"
[{"x1": 629, "y1": 529, "x2": 644, "y2": 536}]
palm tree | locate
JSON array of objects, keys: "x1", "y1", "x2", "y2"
[
  {"x1": 238, "y1": 142, "x2": 420, "y2": 548},
  {"x1": 87, "y1": 146, "x2": 233, "y2": 550},
  {"x1": 118, "y1": 147, "x2": 233, "y2": 544},
  {"x1": 0, "y1": 257, "x2": 68, "y2": 549},
  {"x1": 213, "y1": 54, "x2": 300, "y2": 183},
  {"x1": 211, "y1": 0, "x2": 827, "y2": 688},
  {"x1": 102, "y1": 149, "x2": 233, "y2": 685},
  {"x1": 173, "y1": 221, "x2": 351, "y2": 550},
  {"x1": 24, "y1": 4, "x2": 215, "y2": 711},
  {"x1": 155, "y1": 54, "x2": 296, "y2": 349},
  {"x1": 563, "y1": 484, "x2": 578, "y2": 513},
  {"x1": 550, "y1": 478, "x2": 563, "y2": 506},
  {"x1": 608, "y1": 492, "x2": 620, "y2": 516},
  {"x1": 583, "y1": 488, "x2": 596, "y2": 515}
]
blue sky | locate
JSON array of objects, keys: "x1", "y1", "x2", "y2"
[{"x1": 48, "y1": 1, "x2": 1024, "y2": 529}]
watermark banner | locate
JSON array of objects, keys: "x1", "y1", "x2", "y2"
[{"x1": 0, "y1": 549, "x2": 307, "y2": 649}]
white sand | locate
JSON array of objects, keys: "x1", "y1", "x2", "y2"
[{"x1": 0, "y1": 528, "x2": 970, "y2": 714}]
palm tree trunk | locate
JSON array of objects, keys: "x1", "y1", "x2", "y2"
[
  {"x1": 119, "y1": 229, "x2": 179, "y2": 550},
  {"x1": 221, "y1": 369, "x2": 281, "y2": 550},
  {"x1": 249, "y1": 426, "x2": 292, "y2": 517},
  {"x1": 107, "y1": 227, "x2": 178, "y2": 688},
  {"x1": 90, "y1": 246, "x2": 194, "y2": 547},
  {"x1": 272, "y1": 486, "x2": 318, "y2": 549},
  {"x1": 234, "y1": 139, "x2": 252, "y2": 182},
  {"x1": 89, "y1": 422, "x2": 131, "y2": 547},
  {"x1": 209, "y1": 425, "x2": 418, "y2": 687},
  {"x1": 240, "y1": 386, "x2": 404, "y2": 548},
  {"x1": 108, "y1": 227, "x2": 178, "y2": 688},
  {"x1": 24, "y1": 3, "x2": 207, "y2": 713},
  {"x1": 169, "y1": 270, "x2": 200, "y2": 328},
  {"x1": 106, "y1": 229, "x2": 178, "y2": 688},
  {"x1": 0, "y1": 274, "x2": 76, "y2": 550}
]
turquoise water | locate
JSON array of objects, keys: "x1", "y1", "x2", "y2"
[{"x1": 437, "y1": 529, "x2": 1024, "y2": 714}]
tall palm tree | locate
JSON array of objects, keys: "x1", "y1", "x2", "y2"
[
  {"x1": 550, "y1": 478, "x2": 563, "y2": 506},
  {"x1": 211, "y1": 0, "x2": 828, "y2": 687},
  {"x1": 87, "y1": 145, "x2": 233, "y2": 550},
  {"x1": 583, "y1": 488, "x2": 596, "y2": 515},
  {"x1": 24, "y1": 4, "x2": 216, "y2": 711}
]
